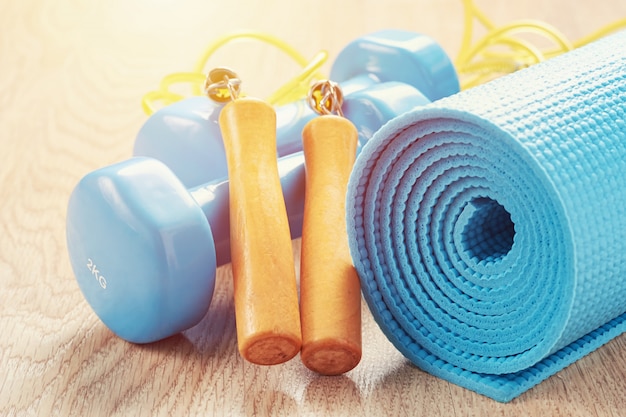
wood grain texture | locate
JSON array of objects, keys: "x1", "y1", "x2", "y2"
[{"x1": 2, "y1": 0, "x2": 626, "y2": 415}]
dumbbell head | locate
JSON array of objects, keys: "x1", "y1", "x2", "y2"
[
  {"x1": 66, "y1": 157, "x2": 217, "y2": 344},
  {"x1": 330, "y1": 29, "x2": 459, "y2": 102},
  {"x1": 342, "y1": 81, "x2": 431, "y2": 154},
  {"x1": 135, "y1": 96, "x2": 225, "y2": 189}
]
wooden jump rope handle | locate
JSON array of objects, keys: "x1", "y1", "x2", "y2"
[
  {"x1": 219, "y1": 97, "x2": 302, "y2": 365},
  {"x1": 300, "y1": 115, "x2": 362, "y2": 375}
]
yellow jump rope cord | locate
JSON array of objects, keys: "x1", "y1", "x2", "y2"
[
  {"x1": 141, "y1": 31, "x2": 328, "y2": 115},
  {"x1": 141, "y1": 1, "x2": 626, "y2": 114},
  {"x1": 456, "y1": 0, "x2": 626, "y2": 89}
]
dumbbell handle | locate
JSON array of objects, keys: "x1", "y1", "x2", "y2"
[{"x1": 191, "y1": 151, "x2": 305, "y2": 266}]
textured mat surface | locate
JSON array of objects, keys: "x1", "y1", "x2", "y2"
[{"x1": 346, "y1": 31, "x2": 626, "y2": 402}]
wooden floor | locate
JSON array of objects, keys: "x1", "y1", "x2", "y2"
[{"x1": 2, "y1": 0, "x2": 626, "y2": 415}]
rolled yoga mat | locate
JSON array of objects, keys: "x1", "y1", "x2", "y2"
[{"x1": 346, "y1": 31, "x2": 626, "y2": 402}]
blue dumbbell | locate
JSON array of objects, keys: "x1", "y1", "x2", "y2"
[
  {"x1": 66, "y1": 30, "x2": 459, "y2": 344},
  {"x1": 65, "y1": 80, "x2": 434, "y2": 344},
  {"x1": 134, "y1": 29, "x2": 459, "y2": 188}
]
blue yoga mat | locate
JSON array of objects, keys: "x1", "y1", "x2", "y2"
[{"x1": 346, "y1": 31, "x2": 626, "y2": 402}]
